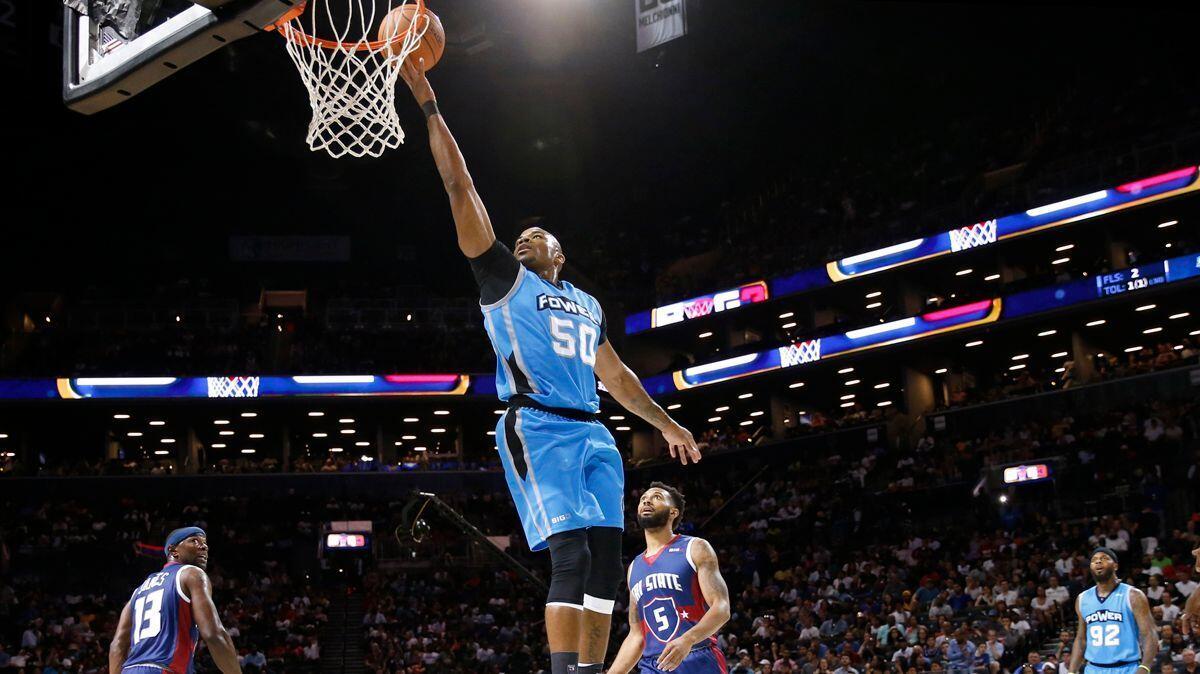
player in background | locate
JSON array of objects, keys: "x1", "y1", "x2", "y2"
[
  {"x1": 1184, "y1": 547, "x2": 1200, "y2": 635},
  {"x1": 108, "y1": 527, "x2": 241, "y2": 674},
  {"x1": 1067, "y1": 548, "x2": 1157, "y2": 674},
  {"x1": 398, "y1": 59, "x2": 702, "y2": 674},
  {"x1": 610, "y1": 483, "x2": 731, "y2": 674}
]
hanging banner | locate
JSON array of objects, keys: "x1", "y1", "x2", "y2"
[{"x1": 636, "y1": 0, "x2": 687, "y2": 53}]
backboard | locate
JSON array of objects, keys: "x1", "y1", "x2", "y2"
[{"x1": 62, "y1": 0, "x2": 297, "y2": 114}]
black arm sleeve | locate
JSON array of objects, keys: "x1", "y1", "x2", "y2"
[
  {"x1": 598, "y1": 309, "x2": 608, "y2": 345},
  {"x1": 469, "y1": 240, "x2": 523, "y2": 305}
]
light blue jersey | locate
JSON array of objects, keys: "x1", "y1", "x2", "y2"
[
  {"x1": 1079, "y1": 582, "x2": 1141, "y2": 668},
  {"x1": 482, "y1": 264, "x2": 606, "y2": 413}
]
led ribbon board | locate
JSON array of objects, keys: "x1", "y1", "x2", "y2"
[
  {"x1": 626, "y1": 280, "x2": 769, "y2": 334},
  {"x1": 0, "y1": 374, "x2": 472, "y2": 400},
  {"x1": 624, "y1": 166, "x2": 1199, "y2": 334},
  {"x1": 642, "y1": 250, "x2": 1200, "y2": 395}
]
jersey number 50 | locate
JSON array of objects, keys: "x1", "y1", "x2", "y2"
[
  {"x1": 550, "y1": 317, "x2": 598, "y2": 366},
  {"x1": 1088, "y1": 624, "x2": 1119, "y2": 647}
]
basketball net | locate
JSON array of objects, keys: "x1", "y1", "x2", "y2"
[
  {"x1": 272, "y1": 0, "x2": 429, "y2": 158},
  {"x1": 207, "y1": 376, "x2": 262, "y2": 398}
]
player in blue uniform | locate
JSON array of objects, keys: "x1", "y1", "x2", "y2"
[
  {"x1": 400, "y1": 60, "x2": 702, "y2": 674},
  {"x1": 1067, "y1": 547, "x2": 1157, "y2": 674},
  {"x1": 109, "y1": 527, "x2": 242, "y2": 674},
  {"x1": 610, "y1": 483, "x2": 731, "y2": 674}
]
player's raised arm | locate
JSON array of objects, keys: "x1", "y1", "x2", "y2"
[
  {"x1": 181, "y1": 566, "x2": 242, "y2": 674},
  {"x1": 594, "y1": 341, "x2": 701, "y2": 465},
  {"x1": 607, "y1": 568, "x2": 645, "y2": 674},
  {"x1": 398, "y1": 58, "x2": 497, "y2": 258},
  {"x1": 1067, "y1": 596, "x2": 1087, "y2": 674},
  {"x1": 1129, "y1": 587, "x2": 1158, "y2": 671},
  {"x1": 107, "y1": 600, "x2": 133, "y2": 674},
  {"x1": 656, "y1": 538, "x2": 731, "y2": 671}
]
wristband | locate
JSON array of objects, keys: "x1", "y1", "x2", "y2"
[
  {"x1": 421, "y1": 99, "x2": 441, "y2": 119},
  {"x1": 1138, "y1": 666, "x2": 1150, "y2": 673}
]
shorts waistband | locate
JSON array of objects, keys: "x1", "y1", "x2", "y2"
[
  {"x1": 1088, "y1": 661, "x2": 1140, "y2": 668},
  {"x1": 507, "y1": 395, "x2": 600, "y2": 423}
]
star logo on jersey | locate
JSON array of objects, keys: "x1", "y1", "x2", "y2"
[{"x1": 679, "y1": 609, "x2": 689, "y2": 620}]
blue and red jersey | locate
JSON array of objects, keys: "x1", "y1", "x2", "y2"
[
  {"x1": 122, "y1": 562, "x2": 200, "y2": 674},
  {"x1": 629, "y1": 534, "x2": 719, "y2": 659}
]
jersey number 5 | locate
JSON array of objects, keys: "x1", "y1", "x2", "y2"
[
  {"x1": 1088, "y1": 624, "x2": 1119, "y2": 647},
  {"x1": 133, "y1": 589, "x2": 165, "y2": 643},
  {"x1": 550, "y1": 317, "x2": 598, "y2": 366}
]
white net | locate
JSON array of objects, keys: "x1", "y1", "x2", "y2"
[
  {"x1": 207, "y1": 376, "x2": 262, "y2": 398},
  {"x1": 276, "y1": 0, "x2": 429, "y2": 158},
  {"x1": 779, "y1": 339, "x2": 822, "y2": 368},
  {"x1": 948, "y1": 218, "x2": 998, "y2": 252}
]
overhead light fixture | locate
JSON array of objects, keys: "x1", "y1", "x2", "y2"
[
  {"x1": 781, "y1": 322, "x2": 797, "y2": 329},
  {"x1": 844, "y1": 379, "x2": 861, "y2": 386},
  {"x1": 934, "y1": 368, "x2": 948, "y2": 374},
  {"x1": 838, "y1": 367, "x2": 855, "y2": 374},
  {"x1": 750, "y1": 411, "x2": 764, "y2": 417},
  {"x1": 1012, "y1": 354, "x2": 1029, "y2": 361},
  {"x1": 340, "y1": 429, "x2": 355, "y2": 434},
  {"x1": 406, "y1": 417, "x2": 421, "y2": 422},
  {"x1": 1123, "y1": 346, "x2": 1143, "y2": 353},
  {"x1": 984, "y1": 274, "x2": 1001, "y2": 281},
  {"x1": 1135, "y1": 304, "x2": 1156, "y2": 312},
  {"x1": 402, "y1": 435, "x2": 416, "y2": 440},
  {"x1": 154, "y1": 450, "x2": 170, "y2": 455},
  {"x1": 212, "y1": 443, "x2": 226, "y2": 448},
  {"x1": 737, "y1": 393, "x2": 753, "y2": 399},
  {"x1": 739, "y1": 420, "x2": 754, "y2": 426},
  {"x1": 610, "y1": 415, "x2": 626, "y2": 420},
  {"x1": 715, "y1": 406, "x2": 730, "y2": 412},
  {"x1": 1191, "y1": 330, "x2": 1200, "y2": 336},
  {"x1": 219, "y1": 430, "x2": 234, "y2": 436},
  {"x1": 1055, "y1": 244, "x2": 1075, "y2": 252},
  {"x1": 240, "y1": 449, "x2": 256, "y2": 454},
  {"x1": 486, "y1": 431, "x2": 495, "y2": 436},
  {"x1": 249, "y1": 433, "x2": 265, "y2": 439},
  {"x1": 1054, "y1": 367, "x2": 1065, "y2": 373},
  {"x1": 839, "y1": 402, "x2": 854, "y2": 408},
  {"x1": 778, "y1": 312, "x2": 794, "y2": 319},
  {"x1": 313, "y1": 432, "x2": 328, "y2": 438},
  {"x1": 394, "y1": 441, "x2": 404, "y2": 446},
  {"x1": 865, "y1": 291, "x2": 882, "y2": 299},
  {"x1": 1051, "y1": 257, "x2": 1071, "y2": 265},
  {"x1": 877, "y1": 401, "x2": 893, "y2": 407},
  {"x1": 339, "y1": 418, "x2": 355, "y2": 424},
  {"x1": 412, "y1": 446, "x2": 426, "y2": 452},
  {"x1": 840, "y1": 394, "x2": 855, "y2": 400},
  {"x1": 1169, "y1": 312, "x2": 1190, "y2": 320},
  {"x1": 1158, "y1": 220, "x2": 1178, "y2": 228},
  {"x1": 1009, "y1": 364, "x2": 1026, "y2": 371},
  {"x1": 214, "y1": 419, "x2": 230, "y2": 425},
  {"x1": 330, "y1": 447, "x2": 344, "y2": 453},
  {"x1": 162, "y1": 438, "x2": 176, "y2": 444},
  {"x1": 1051, "y1": 351, "x2": 1069, "y2": 358},
  {"x1": 707, "y1": 416, "x2": 722, "y2": 423},
  {"x1": 241, "y1": 412, "x2": 257, "y2": 418},
  {"x1": 430, "y1": 428, "x2": 446, "y2": 434},
  {"x1": 1086, "y1": 319, "x2": 1106, "y2": 327},
  {"x1": 355, "y1": 441, "x2": 370, "y2": 447},
  {"x1": 434, "y1": 410, "x2": 450, "y2": 416},
  {"x1": 113, "y1": 414, "x2": 131, "y2": 420},
  {"x1": 127, "y1": 432, "x2": 143, "y2": 437},
  {"x1": 965, "y1": 340, "x2": 984, "y2": 347},
  {"x1": 873, "y1": 382, "x2": 890, "y2": 389},
  {"x1": 1038, "y1": 330, "x2": 1057, "y2": 337},
  {"x1": 698, "y1": 331, "x2": 713, "y2": 339},
  {"x1": 615, "y1": 426, "x2": 631, "y2": 431},
  {"x1": 788, "y1": 382, "x2": 805, "y2": 388},
  {"x1": 1143, "y1": 327, "x2": 1162, "y2": 334},
  {"x1": 865, "y1": 302, "x2": 882, "y2": 309},
  {"x1": 308, "y1": 411, "x2": 325, "y2": 417},
  {"x1": 667, "y1": 403, "x2": 682, "y2": 409},
  {"x1": 955, "y1": 268, "x2": 973, "y2": 276}
]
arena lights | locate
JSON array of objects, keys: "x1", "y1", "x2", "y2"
[
  {"x1": 241, "y1": 449, "x2": 256, "y2": 454},
  {"x1": 865, "y1": 291, "x2": 882, "y2": 299},
  {"x1": 340, "y1": 429, "x2": 355, "y2": 434},
  {"x1": 737, "y1": 393, "x2": 754, "y2": 399},
  {"x1": 877, "y1": 401, "x2": 893, "y2": 407},
  {"x1": 127, "y1": 431, "x2": 143, "y2": 437},
  {"x1": 839, "y1": 402, "x2": 854, "y2": 408},
  {"x1": 308, "y1": 411, "x2": 325, "y2": 417},
  {"x1": 76, "y1": 377, "x2": 177, "y2": 386},
  {"x1": 212, "y1": 443, "x2": 226, "y2": 448},
  {"x1": 840, "y1": 239, "x2": 924, "y2": 266},
  {"x1": 219, "y1": 430, "x2": 234, "y2": 436},
  {"x1": 844, "y1": 379, "x2": 861, "y2": 386},
  {"x1": 394, "y1": 441, "x2": 404, "y2": 446},
  {"x1": 715, "y1": 405, "x2": 730, "y2": 412},
  {"x1": 485, "y1": 431, "x2": 495, "y2": 436},
  {"x1": 1055, "y1": 244, "x2": 1075, "y2": 252},
  {"x1": 788, "y1": 382, "x2": 805, "y2": 388},
  {"x1": 339, "y1": 418, "x2": 355, "y2": 423},
  {"x1": 155, "y1": 450, "x2": 170, "y2": 456},
  {"x1": 1009, "y1": 364, "x2": 1026, "y2": 371},
  {"x1": 1012, "y1": 354, "x2": 1029, "y2": 361},
  {"x1": 965, "y1": 340, "x2": 984, "y2": 347},
  {"x1": 739, "y1": 420, "x2": 754, "y2": 426},
  {"x1": 241, "y1": 412, "x2": 257, "y2": 418},
  {"x1": 430, "y1": 428, "x2": 446, "y2": 434},
  {"x1": 837, "y1": 367, "x2": 855, "y2": 374},
  {"x1": 1124, "y1": 346, "x2": 1143, "y2": 353},
  {"x1": 667, "y1": 403, "x2": 683, "y2": 409},
  {"x1": 750, "y1": 411, "x2": 764, "y2": 417},
  {"x1": 615, "y1": 426, "x2": 631, "y2": 431},
  {"x1": 401, "y1": 435, "x2": 416, "y2": 440},
  {"x1": 1055, "y1": 367, "x2": 1066, "y2": 373},
  {"x1": 1051, "y1": 351, "x2": 1069, "y2": 358},
  {"x1": 866, "y1": 302, "x2": 882, "y2": 309},
  {"x1": 1086, "y1": 320, "x2": 1107, "y2": 327},
  {"x1": 1191, "y1": 330, "x2": 1200, "y2": 336},
  {"x1": 313, "y1": 432, "x2": 328, "y2": 438},
  {"x1": 845, "y1": 317, "x2": 916, "y2": 340},
  {"x1": 149, "y1": 420, "x2": 166, "y2": 426},
  {"x1": 955, "y1": 268, "x2": 973, "y2": 276},
  {"x1": 359, "y1": 454, "x2": 373, "y2": 461},
  {"x1": 1158, "y1": 220, "x2": 1178, "y2": 228},
  {"x1": 330, "y1": 447, "x2": 344, "y2": 453},
  {"x1": 610, "y1": 414, "x2": 626, "y2": 420},
  {"x1": 113, "y1": 414, "x2": 131, "y2": 419},
  {"x1": 1135, "y1": 304, "x2": 1156, "y2": 312},
  {"x1": 698, "y1": 332, "x2": 713, "y2": 339},
  {"x1": 434, "y1": 410, "x2": 450, "y2": 415},
  {"x1": 840, "y1": 394, "x2": 856, "y2": 400},
  {"x1": 293, "y1": 375, "x2": 375, "y2": 384},
  {"x1": 707, "y1": 416, "x2": 721, "y2": 423},
  {"x1": 1052, "y1": 257, "x2": 1071, "y2": 265},
  {"x1": 935, "y1": 368, "x2": 948, "y2": 374},
  {"x1": 407, "y1": 416, "x2": 422, "y2": 421},
  {"x1": 249, "y1": 433, "x2": 265, "y2": 439},
  {"x1": 214, "y1": 419, "x2": 230, "y2": 425},
  {"x1": 162, "y1": 438, "x2": 176, "y2": 444},
  {"x1": 412, "y1": 447, "x2": 427, "y2": 452},
  {"x1": 984, "y1": 274, "x2": 1001, "y2": 281},
  {"x1": 1038, "y1": 330, "x2": 1057, "y2": 337},
  {"x1": 874, "y1": 382, "x2": 890, "y2": 389},
  {"x1": 1170, "y1": 312, "x2": 1190, "y2": 319},
  {"x1": 0, "y1": 434, "x2": 7, "y2": 439},
  {"x1": 1025, "y1": 190, "x2": 1107, "y2": 217},
  {"x1": 1144, "y1": 327, "x2": 1163, "y2": 334},
  {"x1": 778, "y1": 312, "x2": 794, "y2": 319},
  {"x1": 355, "y1": 441, "x2": 370, "y2": 447},
  {"x1": 781, "y1": 322, "x2": 797, "y2": 329}
]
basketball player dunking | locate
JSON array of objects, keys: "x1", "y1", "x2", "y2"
[
  {"x1": 399, "y1": 59, "x2": 703, "y2": 674},
  {"x1": 1067, "y1": 548, "x2": 1157, "y2": 674},
  {"x1": 109, "y1": 527, "x2": 242, "y2": 674},
  {"x1": 610, "y1": 483, "x2": 730, "y2": 674}
]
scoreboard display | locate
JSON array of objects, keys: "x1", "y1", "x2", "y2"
[
  {"x1": 1002, "y1": 464, "x2": 1051, "y2": 485},
  {"x1": 1095, "y1": 262, "x2": 1170, "y2": 297}
]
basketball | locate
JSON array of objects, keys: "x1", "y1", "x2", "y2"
[{"x1": 378, "y1": 4, "x2": 445, "y2": 70}]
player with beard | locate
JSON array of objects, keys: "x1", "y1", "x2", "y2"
[
  {"x1": 610, "y1": 483, "x2": 730, "y2": 674},
  {"x1": 109, "y1": 527, "x2": 242, "y2": 674},
  {"x1": 1067, "y1": 548, "x2": 1157, "y2": 674}
]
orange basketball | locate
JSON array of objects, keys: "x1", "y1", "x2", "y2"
[{"x1": 377, "y1": 4, "x2": 444, "y2": 70}]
